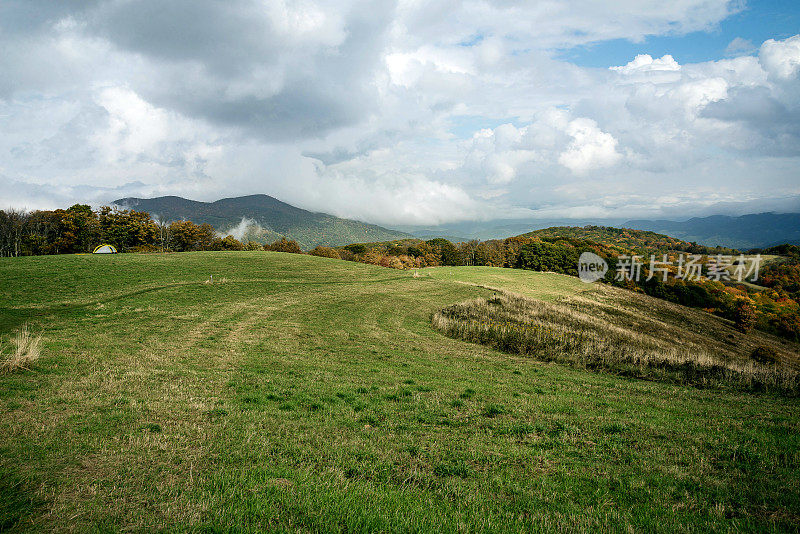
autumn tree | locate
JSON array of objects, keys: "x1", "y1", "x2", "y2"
[
  {"x1": 425, "y1": 238, "x2": 460, "y2": 266},
  {"x1": 733, "y1": 298, "x2": 757, "y2": 333},
  {"x1": 98, "y1": 206, "x2": 158, "y2": 251},
  {"x1": 310, "y1": 246, "x2": 341, "y2": 259},
  {"x1": 220, "y1": 235, "x2": 243, "y2": 250},
  {"x1": 267, "y1": 237, "x2": 302, "y2": 254}
]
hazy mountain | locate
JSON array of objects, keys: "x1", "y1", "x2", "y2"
[
  {"x1": 399, "y1": 218, "x2": 628, "y2": 242},
  {"x1": 624, "y1": 213, "x2": 800, "y2": 249},
  {"x1": 112, "y1": 194, "x2": 411, "y2": 250}
]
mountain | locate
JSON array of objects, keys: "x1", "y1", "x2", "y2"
[
  {"x1": 112, "y1": 194, "x2": 411, "y2": 250},
  {"x1": 624, "y1": 213, "x2": 800, "y2": 249}
]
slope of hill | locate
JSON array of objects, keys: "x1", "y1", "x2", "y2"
[
  {"x1": 1, "y1": 253, "x2": 799, "y2": 530},
  {"x1": 517, "y1": 225, "x2": 725, "y2": 254},
  {"x1": 624, "y1": 212, "x2": 800, "y2": 249},
  {"x1": 112, "y1": 194, "x2": 411, "y2": 249}
]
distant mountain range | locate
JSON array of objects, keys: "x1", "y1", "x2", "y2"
[
  {"x1": 112, "y1": 195, "x2": 411, "y2": 250},
  {"x1": 402, "y1": 212, "x2": 800, "y2": 249},
  {"x1": 624, "y1": 213, "x2": 800, "y2": 250}
]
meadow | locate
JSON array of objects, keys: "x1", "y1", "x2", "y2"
[{"x1": 1, "y1": 252, "x2": 799, "y2": 531}]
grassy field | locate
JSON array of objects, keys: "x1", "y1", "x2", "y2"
[{"x1": 1, "y1": 252, "x2": 799, "y2": 531}]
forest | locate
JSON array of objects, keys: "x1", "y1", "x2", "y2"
[{"x1": 0, "y1": 204, "x2": 290, "y2": 256}]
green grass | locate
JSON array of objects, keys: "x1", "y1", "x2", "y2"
[
  {"x1": 1, "y1": 252, "x2": 799, "y2": 531},
  {"x1": 422, "y1": 266, "x2": 594, "y2": 301}
]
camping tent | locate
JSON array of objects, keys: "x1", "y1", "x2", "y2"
[{"x1": 92, "y1": 244, "x2": 118, "y2": 254}]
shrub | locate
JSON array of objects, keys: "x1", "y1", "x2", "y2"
[
  {"x1": 751, "y1": 346, "x2": 778, "y2": 365},
  {"x1": 220, "y1": 235, "x2": 244, "y2": 251},
  {"x1": 268, "y1": 237, "x2": 302, "y2": 254},
  {"x1": 1, "y1": 324, "x2": 41, "y2": 373},
  {"x1": 310, "y1": 246, "x2": 341, "y2": 259}
]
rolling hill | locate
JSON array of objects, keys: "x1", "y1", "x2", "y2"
[
  {"x1": 518, "y1": 225, "x2": 704, "y2": 253},
  {"x1": 624, "y1": 212, "x2": 800, "y2": 249},
  {"x1": 112, "y1": 194, "x2": 411, "y2": 249}
]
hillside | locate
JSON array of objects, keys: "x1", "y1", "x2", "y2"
[
  {"x1": 625, "y1": 212, "x2": 800, "y2": 249},
  {"x1": 1, "y1": 252, "x2": 799, "y2": 530},
  {"x1": 112, "y1": 194, "x2": 411, "y2": 249},
  {"x1": 519, "y1": 225, "x2": 722, "y2": 254}
]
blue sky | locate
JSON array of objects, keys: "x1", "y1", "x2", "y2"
[{"x1": 560, "y1": 0, "x2": 800, "y2": 67}]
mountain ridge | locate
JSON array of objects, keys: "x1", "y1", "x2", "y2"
[
  {"x1": 624, "y1": 212, "x2": 800, "y2": 249},
  {"x1": 112, "y1": 194, "x2": 411, "y2": 250}
]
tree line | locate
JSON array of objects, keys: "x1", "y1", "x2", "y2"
[{"x1": 0, "y1": 205, "x2": 304, "y2": 256}]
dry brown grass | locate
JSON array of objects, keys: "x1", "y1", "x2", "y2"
[
  {"x1": 433, "y1": 291, "x2": 800, "y2": 394},
  {"x1": 1, "y1": 324, "x2": 42, "y2": 373}
]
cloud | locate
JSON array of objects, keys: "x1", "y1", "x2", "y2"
[
  {"x1": 218, "y1": 217, "x2": 269, "y2": 242},
  {"x1": 558, "y1": 118, "x2": 622, "y2": 175},
  {"x1": 759, "y1": 35, "x2": 800, "y2": 80},
  {"x1": 725, "y1": 37, "x2": 755, "y2": 56},
  {"x1": 459, "y1": 111, "x2": 622, "y2": 182},
  {"x1": 610, "y1": 54, "x2": 681, "y2": 75},
  {"x1": 0, "y1": 2, "x2": 799, "y2": 226}
]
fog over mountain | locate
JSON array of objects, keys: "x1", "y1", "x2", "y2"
[{"x1": 113, "y1": 194, "x2": 411, "y2": 249}]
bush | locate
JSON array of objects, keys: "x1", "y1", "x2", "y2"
[
  {"x1": 268, "y1": 237, "x2": 302, "y2": 254},
  {"x1": 220, "y1": 235, "x2": 243, "y2": 251},
  {"x1": 310, "y1": 246, "x2": 341, "y2": 259},
  {"x1": 751, "y1": 346, "x2": 778, "y2": 365}
]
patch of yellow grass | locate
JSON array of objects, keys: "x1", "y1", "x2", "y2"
[
  {"x1": 433, "y1": 292, "x2": 800, "y2": 394},
  {"x1": 1, "y1": 324, "x2": 42, "y2": 373}
]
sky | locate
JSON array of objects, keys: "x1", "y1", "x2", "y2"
[{"x1": 1, "y1": 0, "x2": 799, "y2": 227}]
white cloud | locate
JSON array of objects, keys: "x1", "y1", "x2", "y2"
[
  {"x1": 0, "y1": 1, "x2": 799, "y2": 226},
  {"x1": 759, "y1": 35, "x2": 800, "y2": 80},
  {"x1": 558, "y1": 118, "x2": 622, "y2": 175},
  {"x1": 610, "y1": 54, "x2": 681, "y2": 75},
  {"x1": 725, "y1": 37, "x2": 755, "y2": 56}
]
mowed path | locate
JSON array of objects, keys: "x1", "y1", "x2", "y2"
[{"x1": 0, "y1": 252, "x2": 798, "y2": 532}]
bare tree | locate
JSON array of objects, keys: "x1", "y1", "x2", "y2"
[
  {"x1": 153, "y1": 215, "x2": 171, "y2": 253},
  {"x1": 0, "y1": 208, "x2": 28, "y2": 257}
]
